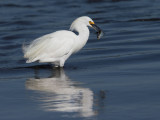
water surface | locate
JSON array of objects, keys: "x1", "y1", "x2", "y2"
[{"x1": 0, "y1": 0, "x2": 160, "y2": 120}]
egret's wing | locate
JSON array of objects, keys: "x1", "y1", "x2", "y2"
[{"x1": 23, "y1": 31, "x2": 76, "y2": 62}]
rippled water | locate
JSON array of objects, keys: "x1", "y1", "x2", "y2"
[{"x1": 1, "y1": 0, "x2": 160, "y2": 120}]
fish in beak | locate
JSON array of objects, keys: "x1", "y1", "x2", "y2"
[{"x1": 89, "y1": 21, "x2": 103, "y2": 39}]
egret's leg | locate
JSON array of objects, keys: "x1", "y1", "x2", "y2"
[
  {"x1": 54, "y1": 61, "x2": 60, "y2": 67},
  {"x1": 63, "y1": 50, "x2": 73, "y2": 61},
  {"x1": 60, "y1": 50, "x2": 73, "y2": 67},
  {"x1": 60, "y1": 59, "x2": 65, "y2": 67}
]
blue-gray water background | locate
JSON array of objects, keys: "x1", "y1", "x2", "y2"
[{"x1": 0, "y1": 0, "x2": 160, "y2": 120}]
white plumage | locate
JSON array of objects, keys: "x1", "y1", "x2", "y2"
[{"x1": 23, "y1": 16, "x2": 102, "y2": 67}]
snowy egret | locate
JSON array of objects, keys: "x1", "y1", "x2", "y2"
[{"x1": 23, "y1": 16, "x2": 103, "y2": 67}]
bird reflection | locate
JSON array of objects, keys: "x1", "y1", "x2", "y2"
[{"x1": 25, "y1": 68, "x2": 96, "y2": 117}]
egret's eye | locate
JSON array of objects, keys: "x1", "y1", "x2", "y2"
[{"x1": 89, "y1": 21, "x2": 95, "y2": 25}]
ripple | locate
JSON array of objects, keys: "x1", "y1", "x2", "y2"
[
  {"x1": 73, "y1": 49, "x2": 160, "y2": 69},
  {"x1": 0, "y1": 21, "x2": 8, "y2": 25},
  {"x1": 87, "y1": 0, "x2": 105, "y2": 3},
  {"x1": 0, "y1": 52, "x2": 7, "y2": 56},
  {"x1": 0, "y1": 44, "x2": 20, "y2": 50},
  {"x1": 87, "y1": 10, "x2": 106, "y2": 14},
  {"x1": 2, "y1": 34, "x2": 24, "y2": 41},
  {"x1": 0, "y1": 3, "x2": 34, "y2": 8},
  {"x1": 129, "y1": 18, "x2": 160, "y2": 22},
  {"x1": 12, "y1": 20, "x2": 35, "y2": 26}
]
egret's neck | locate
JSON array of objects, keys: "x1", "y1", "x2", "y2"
[
  {"x1": 70, "y1": 22, "x2": 90, "y2": 42},
  {"x1": 77, "y1": 25, "x2": 89, "y2": 45},
  {"x1": 72, "y1": 25, "x2": 89, "y2": 53},
  {"x1": 70, "y1": 23, "x2": 90, "y2": 53},
  {"x1": 78, "y1": 25, "x2": 89, "y2": 40}
]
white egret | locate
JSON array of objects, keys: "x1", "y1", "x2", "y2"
[{"x1": 23, "y1": 16, "x2": 103, "y2": 67}]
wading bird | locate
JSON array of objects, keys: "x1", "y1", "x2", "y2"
[{"x1": 23, "y1": 16, "x2": 103, "y2": 67}]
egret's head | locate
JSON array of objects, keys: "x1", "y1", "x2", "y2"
[
  {"x1": 70, "y1": 16, "x2": 103, "y2": 39},
  {"x1": 88, "y1": 19, "x2": 103, "y2": 40},
  {"x1": 72, "y1": 16, "x2": 94, "y2": 27}
]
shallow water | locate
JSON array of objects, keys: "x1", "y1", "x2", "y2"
[{"x1": 1, "y1": 0, "x2": 160, "y2": 120}]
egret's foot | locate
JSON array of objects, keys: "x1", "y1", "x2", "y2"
[
  {"x1": 54, "y1": 64, "x2": 64, "y2": 68},
  {"x1": 54, "y1": 65, "x2": 59, "y2": 68}
]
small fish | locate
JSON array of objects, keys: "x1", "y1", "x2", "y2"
[
  {"x1": 97, "y1": 30, "x2": 104, "y2": 40},
  {"x1": 91, "y1": 24, "x2": 103, "y2": 40}
]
